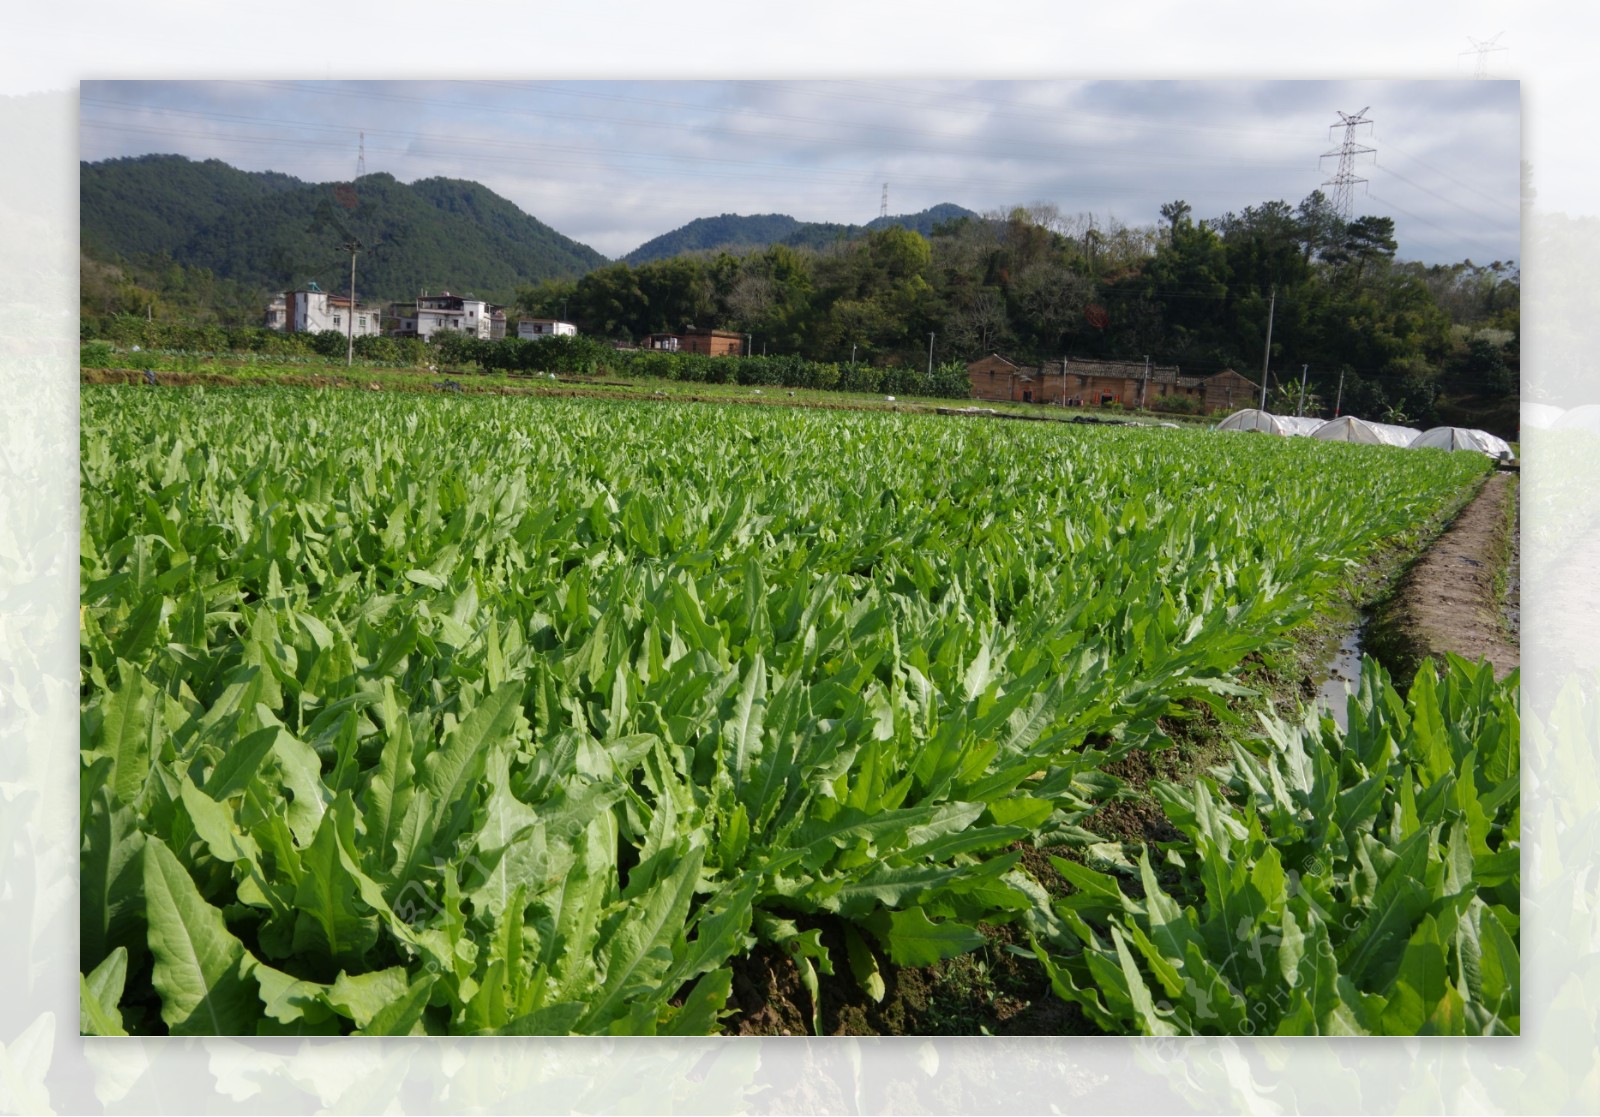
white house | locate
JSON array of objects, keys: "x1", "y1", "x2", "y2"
[
  {"x1": 516, "y1": 318, "x2": 578, "y2": 340},
  {"x1": 266, "y1": 282, "x2": 382, "y2": 337},
  {"x1": 392, "y1": 292, "x2": 505, "y2": 340}
]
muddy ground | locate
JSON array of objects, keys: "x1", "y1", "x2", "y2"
[{"x1": 1368, "y1": 471, "x2": 1520, "y2": 682}]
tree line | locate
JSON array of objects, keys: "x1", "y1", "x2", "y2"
[
  {"x1": 83, "y1": 179, "x2": 1519, "y2": 432},
  {"x1": 512, "y1": 194, "x2": 1517, "y2": 429}
]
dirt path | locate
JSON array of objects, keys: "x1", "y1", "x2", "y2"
[{"x1": 1369, "y1": 471, "x2": 1519, "y2": 681}]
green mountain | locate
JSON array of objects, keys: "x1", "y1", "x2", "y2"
[
  {"x1": 80, "y1": 154, "x2": 608, "y2": 307},
  {"x1": 865, "y1": 202, "x2": 979, "y2": 237},
  {"x1": 623, "y1": 204, "x2": 978, "y2": 264}
]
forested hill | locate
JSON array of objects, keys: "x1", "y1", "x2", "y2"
[
  {"x1": 623, "y1": 204, "x2": 978, "y2": 265},
  {"x1": 80, "y1": 154, "x2": 609, "y2": 304},
  {"x1": 865, "y1": 202, "x2": 977, "y2": 237}
]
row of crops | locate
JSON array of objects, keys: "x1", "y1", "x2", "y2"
[
  {"x1": 79, "y1": 386, "x2": 1514, "y2": 1035},
  {"x1": 81, "y1": 329, "x2": 976, "y2": 399}
]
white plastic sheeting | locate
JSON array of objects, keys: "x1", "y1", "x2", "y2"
[
  {"x1": 1310, "y1": 415, "x2": 1411, "y2": 446},
  {"x1": 1521, "y1": 401, "x2": 1563, "y2": 430},
  {"x1": 1214, "y1": 409, "x2": 1293, "y2": 435},
  {"x1": 1217, "y1": 409, "x2": 1508, "y2": 453},
  {"x1": 1278, "y1": 415, "x2": 1327, "y2": 436},
  {"x1": 1409, "y1": 426, "x2": 1515, "y2": 459},
  {"x1": 1552, "y1": 404, "x2": 1600, "y2": 434},
  {"x1": 1370, "y1": 421, "x2": 1422, "y2": 447}
]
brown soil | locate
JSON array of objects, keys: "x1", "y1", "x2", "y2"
[
  {"x1": 1368, "y1": 472, "x2": 1519, "y2": 681},
  {"x1": 721, "y1": 910, "x2": 1089, "y2": 1038},
  {"x1": 1088, "y1": 749, "x2": 1186, "y2": 845}
]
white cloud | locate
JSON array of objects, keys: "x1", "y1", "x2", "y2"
[{"x1": 78, "y1": 78, "x2": 1520, "y2": 265}]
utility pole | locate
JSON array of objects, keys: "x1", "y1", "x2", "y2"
[
  {"x1": 1297, "y1": 363, "x2": 1309, "y2": 415},
  {"x1": 1062, "y1": 355, "x2": 1068, "y2": 407},
  {"x1": 851, "y1": 342, "x2": 857, "y2": 366},
  {"x1": 1334, "y1": 369, "x2": 1346, "y2": 416},
  {"x1": 927, "y1": 332, "x2": 935, "y2": 378},
  {"x1": 1258, "y1": 286, "x2": 1276, "y2": 411},
  {"x1": 342, "y1": 239, "x2": 361, "y2": 367},
  {"x1": 1139, "y1": 354, "x2": 1150, "y2": 411},
  {"x1": 1320, "y1": 108, "x2": 1375, "y2": 222}
]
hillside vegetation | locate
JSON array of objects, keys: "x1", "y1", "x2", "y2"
[
  {"x1": 80, "y1": 157, "x2": 1517, "y2": 435},
  {"x1": 622, "y1": 204, "x2": 978, "y2": 265},
  {"x1": 80, "y1": 155, "x2": 608, "y2": 310}
]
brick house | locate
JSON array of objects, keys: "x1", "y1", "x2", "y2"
[
  {"x1": 967, "y1": 354, "x2": 1024, "y2": 400},
  {"x1": 965, "y1": 354, "x2": 1203, "y2": 408}
]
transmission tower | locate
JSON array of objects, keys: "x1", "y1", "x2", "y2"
[
  {"x1": 356, "y1": 131, "x2": 366, "y2": 178},
  {"x1": 1320, "y1": 107, "x2": 1375, "y2": 222},
  {"x1": 1461, "y1": 33, "x2": 1507, "y2": 79},
  {"x1": 880, "y1": 183, "x2": 889, "y2": 219}
]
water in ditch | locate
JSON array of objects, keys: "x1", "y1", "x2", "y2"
[{"x1": 1314, "y1": 624, "x2": 1365, "y2": 733}]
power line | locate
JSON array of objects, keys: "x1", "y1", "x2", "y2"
[
  {"x1": 1362, "y1": 191, "x2": 1514, "y2": 256},
  {"x1": 1370, "y1": 161, "x2": 1512, "y2": 227},
  {"x1": 811, "y1": 79, "x2": 1316, "y2": 142},
  {"x1": 1375, "y1": 135, "x2": 1516, "y2": 212}
]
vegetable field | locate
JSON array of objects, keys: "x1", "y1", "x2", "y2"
[{"x1": 79, "y1": 386, "x2": 1511, "y2": 1035}]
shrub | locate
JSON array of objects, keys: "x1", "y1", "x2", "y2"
[
  {"x1": 80, "y1": 340, "x2": 118, "y2": 368},
  {"x1": 1149, "y1": 395, "x2": 1202, "y2": 416}
]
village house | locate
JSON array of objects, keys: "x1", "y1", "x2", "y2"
[
  {"x1": 645, "y1": 327, "x2": 744, "y2": 356},
  {"x1": 386, "y1": 292, "x2": 506, "y2": 340},
  {"x1": 264, "y1": 282, "x2": 383, "y2": 337},
  {"x1": 516, "y1": 318, "x2": 578, "y2": 340},
  {"x1": 676, "y1": 326, "x2": 745, "y2": 357},
  {"x1": 1200, "y1": 369, "x2": 1260, "y2": 414},
  {"x1": 965, "y1": 353, "x2": 1254, "y2": 414}
]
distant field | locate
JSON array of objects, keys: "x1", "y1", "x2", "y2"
[
  {"x1": 81, "y1": 350, "x2": 1217, "y2": 428},
  {"x1": 79, "y1": 386, "x2": 1513, "y2": 1036}
]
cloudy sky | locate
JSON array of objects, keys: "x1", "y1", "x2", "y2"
[{"x1": 80, "y1": 78, "x2": 1520, "y2": 266}]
